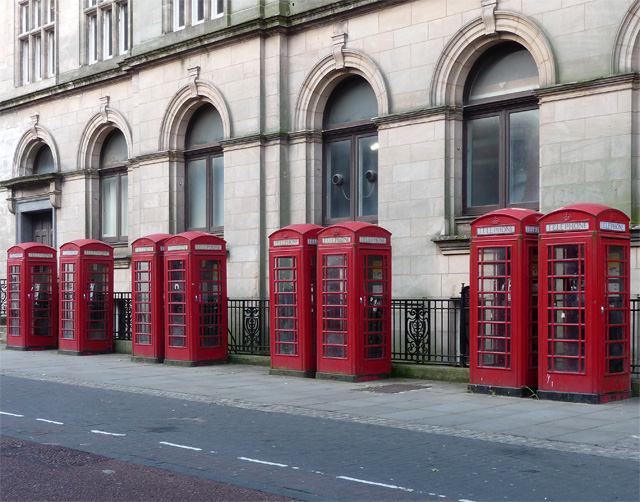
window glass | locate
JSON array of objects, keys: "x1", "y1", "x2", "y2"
[
  {"x1": 101, "y1": 130, "x2": 128, "y2": 166},
  {"x1": 210, "y1": 156, "x2": 224, "y2": 228},
  {"x1": 463, "y1": 43, "x2": 540, "y2": 215},
  {"x1": 103, "y1": 9, "x2": 112, "y2": 59},
  {"x1": 509, "y1": 109, "x2": 539, "y2": 204},
  {"x1": 120, "y1": 174, "x2": 128, "y2": 237},
  {"x1": 466, "y1": 116, "x2": 500, "y2": 207},
  {"x1": 357, "y1": 136, "x2": 378, "y2": 217},
  {"x1": 325, "y1": 140, "x2": 351, "y2": 220},
  {"x1": 101, "y1": 176, "x2": 117, "y2": 238},
  {"x1": 325, "y1": 77, "x2": 378, "y2": 127},
  {"x1": 468, "y1": 45, "x2": 539, "y2": 102},
  {"x1": 187, "y1": 158, "x2": 207, "y2": 229},
  {"x1": 34, "y1": 145, "x2": 55, "y2": 174},
  {"x1": 186, "y1": 105, "x2": 224, "y2": 147}
]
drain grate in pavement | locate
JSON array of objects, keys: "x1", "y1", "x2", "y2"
[{"x1": 356, "y1": 383, "x2": 430, "y2": 394}]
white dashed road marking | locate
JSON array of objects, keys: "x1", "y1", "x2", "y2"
[
  {"x1": 0, "y1": 411, "x2": 24, "y2": 417},
  {"x1": 337, "y1": 476, "x2": 414, "y2": 492},
  {"x1": 91, "y1": 430, "x2": 126, "y2": 437},
  {"x1": 37, "y1": 418, "x2": 64, "y2": 425},
  {"x1": 238, "y1": 457, "x2": 288, "y2": 468},
  {"x1": 159, "y1": 441, "x2": 202, "y2": 451}
]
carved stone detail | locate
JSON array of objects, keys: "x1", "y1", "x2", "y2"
[
  {"x1": 100, "y1": 96, "x2": 110, "y2": 123},
  {"x1": 188, "y1": 66, "x2": 200, "y2": 97},
  {"x1": 30, "y1": 113, "x2": 39, "y2": 138},
  {"x1": 332, "y1": 33, "x2": 346, "y2": 69},
  {"x1": 481, "y1": 0, "x2": 498, "y2": 34}
]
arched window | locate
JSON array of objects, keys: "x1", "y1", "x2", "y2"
[
  {"x1": 99, "y1": 129, "x2": 128, "y2": 243},
  {"x1": 463, "y1": 43, "x2": 540, "y2": 215},
  {"x1": 33, "y1": 144, "x2": 55, "y2": 174},
  {"x1": 185, "y1": 103, "x2": 224, "y2": 234},
  {"x1": 323, "y1": 76, "x2": 379, "y2": 225}
]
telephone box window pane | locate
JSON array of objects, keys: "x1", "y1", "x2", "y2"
[
  {"x1": 168, "y1": 260, "x2": 187, "y2": 347},
  {"x1": 32, "y1": 265, "x2": 54, "y2": 337},
  {"x1": 211, "y1": 156, "x2": 224, "y2": 228},
  {"x1": 199, "y1": 259, "x2": 222, "y2": 348},
  {"x1": 363, "y1": 255, "x2": 386, "y2": 360},
  {"x1": 509, "y1": 109, "x2": 539, "y2": 204},
  {"x1": 326, "y1": 140, "x2": 351, "y2": 219},
  {"x1": 546, "y1": 244, "x2": 585, "y2": 374},
  {"x1": 187, "y1": 158, "x2": 206, "y2": 229},
  {"x1": 274, "y1": 255, "x2": 297, "y2": 355},
  {"x1": 358, "y1": 136, "x2": 378, "y2": 217},
  {"x1": 476, "y1": 247, "x2": 511, "y2": 368},
  {"x1": 321, "y1": 254, "x2": 348, "y2": 359},
  {"x1": 466, "y1": 116, "x2": 499, "y2": 207}
]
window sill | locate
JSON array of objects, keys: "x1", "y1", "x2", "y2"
[{"x1": 432, "y1": 234, "x2": 470, "y2": 255}]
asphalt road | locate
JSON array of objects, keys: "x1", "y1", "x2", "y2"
[{"x1": 1, "y1": 375, "x2": 639, "y2": 501}]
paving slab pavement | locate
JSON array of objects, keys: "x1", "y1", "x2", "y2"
[{"x1": 1, "y1": 348, "x2": 638, "y2": 461}]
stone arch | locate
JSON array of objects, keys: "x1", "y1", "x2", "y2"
[
  {"x1": 430, "y1": 12, "x2": 556, "y2": 106},
  {"x1": 612, "y1": 0, "x2": 640, "y2": 73},
  {"x1": 77, "y1": 107, "x2": 133, "y2": 170},
  {"x1": 159, "y1": 80, "x2": 231, "y2": 151},
  {"x1": 294, "y1": 50, "x2": 389, "y2": 132},
  {"x1": 13, "y1": 123, "x2": 60, "y2": 178}
]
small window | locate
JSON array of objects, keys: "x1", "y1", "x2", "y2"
[
  {"x1": 463, "y1": 43, "x2": 540, "y2": 215},
  {"x1": 33, "y1": 144, "x2": 55, "y2": 174},
  {"x1": 84, "y1": 0, "x2": 127, "y2": 64},
  {"x1": 184, "y1": 104, "x2": 224, "y2": 234},
  {"x1": 170, "y1": 0, "x2": 222, "y2": 32},
  {"x1": 323, "y1": 76, "x2": 379, "y2": 225},
  {"x1": 17, "y1": 0, "x2": 56, "y2": 85}
]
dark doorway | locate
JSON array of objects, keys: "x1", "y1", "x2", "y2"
[{"x1": 27, "y1": 211, "x2": 54, "y2": 247}]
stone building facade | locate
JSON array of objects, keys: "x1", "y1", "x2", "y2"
[{"x1": 1, "y1": 0, "x2": 638, "y2": 297}]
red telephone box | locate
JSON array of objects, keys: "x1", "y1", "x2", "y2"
[
  {"x1": 58, "y1": 240, "x2": 114, "y2": 355},
  {"x1": 538, "y1": 204, "x2": 631, "y2": 403},
  {"x1": 468, "y1": 209, "x2": 541, "y2": 396},
  {"x1": 163, "y1": 232, "x2": 228, "y2": 366},
  {"x1": 6, "y1": 243, "x2": 58, "y2": 350},
  {"x1": 131, "y1": 234, "x2": 172, "y2": 363},
  {"x1": 316, "y1": 222, "x2": 392, "y2": 382},
  {"x1": 268, "y1": 224, "x2": 322, "y2": 377}
]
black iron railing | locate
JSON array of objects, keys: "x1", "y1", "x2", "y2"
[
  {"x1": 227, "y1": 298, "x2": 270, "y2": 355},
  {"x1": 1, "y1": 284, "x2": 639, "y2": 376},
  {"x1": 391, "y1": 298, "x2": 463, "y2": 365},
  {"x1": 113, "y1": 292, "x2": 132, "y2": 341}
]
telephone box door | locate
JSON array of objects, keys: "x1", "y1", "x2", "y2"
[
  {"x1": 538, "y1": 204, "x2": 631, "y2": 403},
  {"x1": 163, "y1": 232, "x2": 228, "y2": 366},
  {"x1": 6, "y1": 243, "x2": 58, "y2": 350},
  {"x1": 59, "y1": 240, "x2": 114, "y2": 355},
  {"x1": 469, "y1": 209, "x2": 541, "y2": 396},
  {"x1": 131, "y1": 234, "x2": 172, "y2": 363},
  {"x1": 316, "y1": 222, "x2": 392, "y2": 382},
  {"x1": 268, "y1": 224, "x2": 321, "y2": 377}
]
